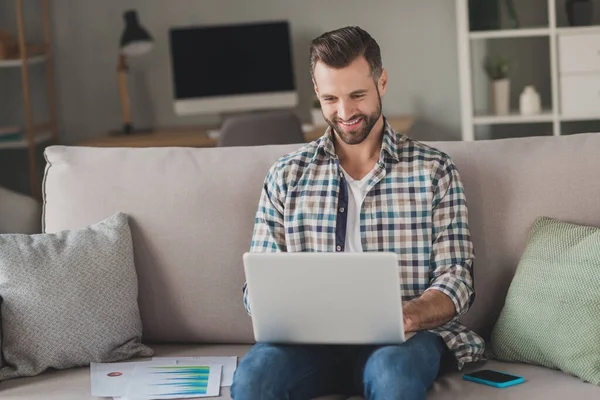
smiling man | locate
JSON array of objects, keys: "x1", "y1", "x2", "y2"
[{"x1": 231, "y1": 26, "x2": 485, "y2": 400}]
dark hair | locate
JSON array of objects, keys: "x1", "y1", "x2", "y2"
[{"x1": 309, "y1": 26, "x2": 382, "y2": 80}]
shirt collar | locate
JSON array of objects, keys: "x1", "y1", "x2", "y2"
[{"x1": 316, "y1": 116, "x2": 405, "y2": 163}]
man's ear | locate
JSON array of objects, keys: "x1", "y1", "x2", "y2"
[
  {"x1": 378, "y1": 68, "x2": 388, "y2": 96},
  {"x1": 313, "y1": 80, "x2": 319, "y2": 97}
]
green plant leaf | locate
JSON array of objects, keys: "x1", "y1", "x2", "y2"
[{"x1": 484, "y1": 55, "x2": 510, "y2": 80}]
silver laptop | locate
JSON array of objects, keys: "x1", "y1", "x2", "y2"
[{"x1": 243, "y1": 252, "x2": 413, "y2": 345}]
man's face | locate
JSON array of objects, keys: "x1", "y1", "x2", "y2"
[{"x1": 313, "y1": 56, "x2": 387, "y2": 145}]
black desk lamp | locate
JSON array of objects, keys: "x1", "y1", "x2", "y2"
[{"x1": 117, "y1": 10, "x2": 153, "y2": 134}]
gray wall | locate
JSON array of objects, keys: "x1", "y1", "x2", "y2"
[{"x1": 46, "y1": 0, "x2": 462, "y2": 144}]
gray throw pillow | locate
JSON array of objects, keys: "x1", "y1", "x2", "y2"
[{"x1": 0, "y1": 212, "x2": 154, "y2": 381}]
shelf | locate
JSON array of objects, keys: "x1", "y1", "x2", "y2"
[
  {"x1": 0, "y1": 55, "x2": 46, "y2": 68},
  {"x1": 473, "y1": 111, "x2": 555, "y2": 125},
  {"x1": 469, "y1": 28, "x2": 551, "y2": 40},
  {"x1": 556, "y1": 26, "x2": 600, "y2": 36},
  {"x1": 560, "y1": 114, "x2": 600, "y2": 122},
  {"x1": 470, "y1": 26, "x2": 600, "y2": 39},
  {"x1": 0, "y1": 123, "x2": 53, "y2": 150}
]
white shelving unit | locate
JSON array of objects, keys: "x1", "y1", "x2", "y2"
[
  {"x1": 456, "y1": 0, "x2": 600, "y2": 141},
  {"x1": 469, "y1": 27, "x2": 551, "y2": 40},
  {"x1": 473, "y1": 110, "x2": 555, "y2": 125}
]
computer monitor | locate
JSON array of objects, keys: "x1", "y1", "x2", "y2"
[{"x1": 169, "y1": 20, "x2": 298, "y2": 116}]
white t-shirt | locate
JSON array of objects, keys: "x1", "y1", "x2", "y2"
[{"x1": 340, "y1": 167, "x2": 373, "y2": 253}]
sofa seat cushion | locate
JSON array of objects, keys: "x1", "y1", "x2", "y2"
[
  {"x1": 2, "y1": 344, "x2": 599, "y2": 399},
  {"x1": 0, "y1": 344, "x2": 252, "y2": 400},
  {"x1": 431, "y1": 360, "x2": 600, "y2": 399}
]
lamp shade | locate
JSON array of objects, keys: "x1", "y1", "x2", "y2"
[{"x1": 120, "y1": 10, "x2": 153, "y2": 57}]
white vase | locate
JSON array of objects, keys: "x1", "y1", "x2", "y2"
[
  {"x1": 519, "y1": 85, "x2": 542, "y2": 115},
  {"x1": 491, "y1": 79, "x2": 510, "y2": 116},
  {"x1": 311, "y1": 108, "x2": 326, "y2": 126}
]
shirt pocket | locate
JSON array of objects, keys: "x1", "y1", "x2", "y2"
[{"x1": 286, "y1": 194, "x2": 336, "y2": 251}]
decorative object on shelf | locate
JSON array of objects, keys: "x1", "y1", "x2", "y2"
[
  {"x1": 469, "y1": 0, "x2": 500, "y2": 31},
  {"x1": 484, "y1": 55, "x2": 511, "y2": 116},
  {"x1": 519, "y1": 86, "x2": 542, "y2": 116},
  {"x1": 504, "y1": 0, "x2": 520, "y2": 29},
  {"x1": 491, "y1": 79, "x2": 510, "y2": 116},
  {"x1": 468, "y1": 0, "x2": 500, "y2": 31},
  {"x1": 19, "y1": 43, "x2": 45, "y2": 58},
  {"x1": 468, "y1": 0, "x2": 519, "y2": 31},
  {"x1": 116, "y1": 10, "x2": 154, "y2": 135},
  {"x1": 0, "y1": 30, "x2": 46, "y2": 60},
  {"x1": 0, "y1": 31, "x2": 17, "y2": 60},
  {"x1": 311, "y1": 97, "x2": 326, "y2": 127},
  {"x1": 0, "y1": 126, "x2": 21, "y2": 142},
  {"x1": 566, "y1": 0, "x2": 593, "y2": 26}
]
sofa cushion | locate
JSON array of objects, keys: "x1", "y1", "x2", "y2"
[
  {"x1": 491, "y1": 216, "x2": 600, "y2": 385},
  {"x1": 43, "y1": 145, "x2": 300, "y2": 344},
  {"x1": 0, "y1": 213, "x2": 153, "y2": 382},
  {"x1": 1, "y1": 344, "x2": 599, "y2": 399}
]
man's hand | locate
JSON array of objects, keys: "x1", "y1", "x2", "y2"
[{"x1": 402, "y1": 290, "x2": 456, "y2": 333}]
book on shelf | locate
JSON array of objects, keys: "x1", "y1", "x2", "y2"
[{"x1": 0, "y1": 126, "x2": 22, "y2": 142}]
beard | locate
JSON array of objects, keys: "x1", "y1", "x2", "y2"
[{"x1": 325, "y1": 90, "x2": 383, "y2": 146}]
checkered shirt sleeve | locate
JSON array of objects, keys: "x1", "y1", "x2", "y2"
[
  {"x1": 243, "y1": 164, "x2": 287, "y2": 315},
  {"x1": 425, "y1": 156, "x2": 475, "y2": 316}
]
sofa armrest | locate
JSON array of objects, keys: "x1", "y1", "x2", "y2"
[{"x1": 0, "y1": 186, "x2": 41, "y2": 234}]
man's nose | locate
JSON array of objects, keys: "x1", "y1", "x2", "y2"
[{"x1": 337, "y1": 101, "x2": 355, "y2": 121}]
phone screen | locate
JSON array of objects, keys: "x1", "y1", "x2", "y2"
[{"x1": 464, "y1": 370, "x2": 520, "y2": 383}]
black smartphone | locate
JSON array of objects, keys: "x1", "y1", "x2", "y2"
[{"x1": 463, "y1": 369, "x2": 525, "y2": 388}]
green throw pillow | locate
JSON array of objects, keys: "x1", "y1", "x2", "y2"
[{"x1": 491, "y1": 216, "x2": 600, "y2": 385}]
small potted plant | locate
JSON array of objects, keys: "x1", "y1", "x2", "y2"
[
  {"x1": 484, "y1": 55, "x2": 510, "y2": 116},
  {"x1": 311, "y1": 97, "x2": 326, "y2": 127}
]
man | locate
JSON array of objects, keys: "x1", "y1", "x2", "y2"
[{"x1": 231, "y1": 26, "x2": 485, "y2": 400}]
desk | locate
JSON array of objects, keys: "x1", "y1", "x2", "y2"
[{"x1": 79, "y1": 115, "x2": 415, "y2": 148}]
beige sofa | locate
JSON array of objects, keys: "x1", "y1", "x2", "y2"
[
  {"x1": 0, "y1": 186, "x2": 41, "y2": 235},
  {"x1": 3, "y1": 132, "x2": 600, "y2": 399}
]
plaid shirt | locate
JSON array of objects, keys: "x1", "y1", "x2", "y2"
[{"x1": 244, "y1": 117, "x2": 485, "y2": 369}]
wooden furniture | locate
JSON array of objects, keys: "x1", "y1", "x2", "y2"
[
  {"x1": 0, "y1": 0, "x2": 59, "y2": 198},
  {"x1": 79, "y1": 115, "x2": 416, "y2": 148},
  {"x1": 456, "y1": 0, "x2": 600, "y2": 141}
]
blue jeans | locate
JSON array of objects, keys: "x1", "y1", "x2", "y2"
[{"x1": 231, "y1": 331, "x2": 447, "y2": 400}]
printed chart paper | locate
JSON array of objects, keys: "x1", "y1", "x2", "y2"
[
  {"x1": 154, "y1": 356, "x2": 237, "y2": 387},
  {"x1": 91, "y1": 360, "x2": 176, "y2": 397},
  {"x1": 124, "y1": 362, "x2": 222, "y2": 399}
]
